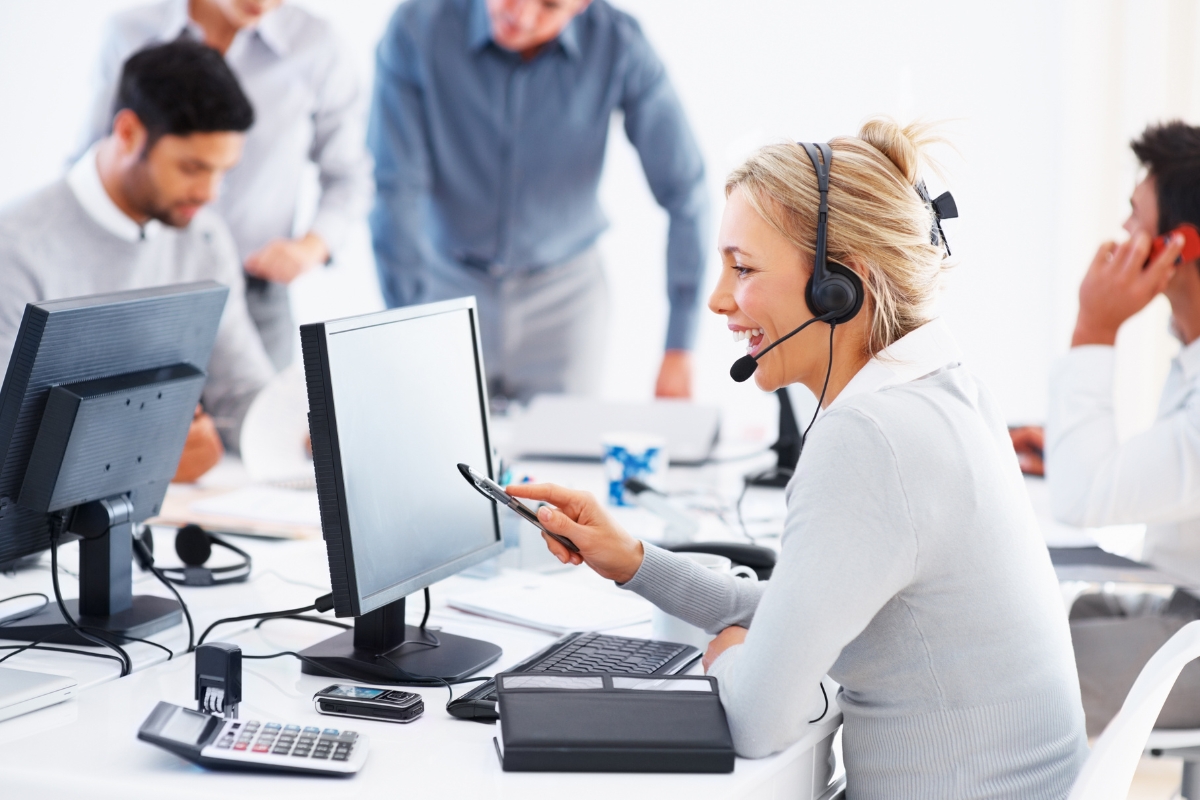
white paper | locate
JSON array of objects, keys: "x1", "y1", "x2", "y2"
[
  {"x1": 447, "y1": 575, "x2": 652, "y2": 634},
  {"x1": 190, "y1": 486, "x2": 320, "y2": 528}
]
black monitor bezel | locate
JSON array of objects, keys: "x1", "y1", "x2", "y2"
[{"x1": 300, "y1": 297, "x2": 503, "y2": 619}]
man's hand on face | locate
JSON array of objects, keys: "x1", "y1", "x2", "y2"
[
  {"x1": 244, "y1": 232, "x2": 329, "y2": 284},
  {"x1": 173, "y1": 406, "x2": 224, "y2": 483},
  {"x1": 654, "y1": 349, "x2": 693, "y2": 399},
  {"x1": 1072, "y1": 232, "x2": 1183, "y2": 347}
]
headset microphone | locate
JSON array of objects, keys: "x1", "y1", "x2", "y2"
[
  {"x1": 729, "y1": 311, "x2": 838, "y2": 382},
  {"x1": 728, "y1": 142, "x2": 863, "y2": 385}
]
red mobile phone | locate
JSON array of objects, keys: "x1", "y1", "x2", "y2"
[{"x1": 1148, "y1": 223, "x2": 1200, "y2": 264}]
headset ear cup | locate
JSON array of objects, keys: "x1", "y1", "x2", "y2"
[
  {"x1": 805, "y1": 260, "x2": 864, "y2": 324},
  {"x1": 175, "y1": 523, "x2": 213, "y2": 567}
]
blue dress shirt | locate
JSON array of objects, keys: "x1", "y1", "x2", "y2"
[{"x1": 368, "y1": 0, "x2": 709, "y2": 350}]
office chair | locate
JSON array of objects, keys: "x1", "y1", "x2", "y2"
[{"x1": 1069, "y1": 620, "x2": 1200, "y2": 799}]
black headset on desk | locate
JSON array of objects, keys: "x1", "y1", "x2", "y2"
[{"x1": 133, "y1": 523, "x2": 252, "y2": 586}]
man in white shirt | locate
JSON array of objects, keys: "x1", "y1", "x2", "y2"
[
  {"x1": 0, "y1": 40, "x2": 274, "y2": 482},
  {"x1": 77, "y1": 0, "x2": 374, "y2": 370},
  {"x1": 1042, "y1": 121, "x2": 1200, "y2": 734}
]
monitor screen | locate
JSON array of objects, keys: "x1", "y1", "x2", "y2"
[{"x1": 304, "y1": 299, "x2": 501, "y2": 616}]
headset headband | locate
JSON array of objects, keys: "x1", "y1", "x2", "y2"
[{"x1": 799, "y1": 142, "x2": 833, "y2": 285}]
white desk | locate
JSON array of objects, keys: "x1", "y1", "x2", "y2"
[{"x1": 0, "y1": 457, "x2": 843, "y2": 799}]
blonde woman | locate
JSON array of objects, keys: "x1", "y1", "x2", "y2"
[{"x1": 508, "y1": 119, "x2": 1088, "y2": 797}]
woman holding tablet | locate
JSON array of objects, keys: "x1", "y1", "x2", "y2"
[{"x1": 508, "y1": 119, "x2": 1087, "y2": 798}]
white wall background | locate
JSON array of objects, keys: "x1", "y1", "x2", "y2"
[{"x1": 1, "y1": 0, "x2": 1198, "y2": 441}]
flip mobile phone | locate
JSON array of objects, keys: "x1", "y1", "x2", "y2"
[
  {"x1": 457, "y1": 463, "x2": 581, "y2": 554},
  {"x1": 1148, "y1": 223, "x2": 1200, "y2": 264},
  {"x1": 313, "y1": 685, "x2": 424, "y2": 723}
]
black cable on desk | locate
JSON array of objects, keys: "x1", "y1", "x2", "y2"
[
  {"x1": 49, "y1": 519, "x2": 131, "y2": 676},
  {"x1": 253, "y1": 614, "x2": 351, "y2": 632},
  {"x1": 195, "y1": 592, "x2": 334, "y2": 648},
  {"x1": 0, "y1": 592, "x2": 49, "y2": 626},
  {"x1": 0, "y1": 626, "x2": 127, "y2": 673}
]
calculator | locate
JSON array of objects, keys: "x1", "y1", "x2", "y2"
[{"x1": 138, "y1": 702, "x2": 368, "y2": 776}]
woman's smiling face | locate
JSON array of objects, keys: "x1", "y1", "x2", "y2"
[{"x1": 708, "y1": 186, "x2": 831, "y2": 393}]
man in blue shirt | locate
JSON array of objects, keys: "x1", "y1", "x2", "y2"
[{"x1": 369, "y1": 0, "x2": 708, "y2": 401}]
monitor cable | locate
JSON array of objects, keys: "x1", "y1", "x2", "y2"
[
  {"x1": 195, "y1": 592, "x2": 336, "y2": 649},
  {"x1": 131, "y1": 525, "x2": 195, "y2": 652},
  {"x1": 0, "y1": 592, "x2": 49, "y2": 625},
  {"x1": 49, "y1": 515, "x2": 132, "y2": 676},
  {"x1": 0, "y1": 592, "x2": 135, "y2": 671}
]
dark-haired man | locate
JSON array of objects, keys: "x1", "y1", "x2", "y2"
[
  {"x1": 0, "y1": 40, "x2": 273, "y2": 482},
  {"x1": 370, "y1": 0, "x2": 707, "y2": 402},
  {"x1": 1040, "y1": 121, "x2": 1200, "y2": 734}
]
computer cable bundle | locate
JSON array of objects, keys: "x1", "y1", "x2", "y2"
[{"x1": 48, "y1": 515, "x2": 132, "y2": 676}]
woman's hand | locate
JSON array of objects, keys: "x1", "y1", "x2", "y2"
[
  {"x1": 703, "y1": 626, "x2": 748, "y2": 672},
  {"x1": 505, "y1": 483, "x2": 645, "y2": 583}
]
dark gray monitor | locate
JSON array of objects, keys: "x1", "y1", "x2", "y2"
[
  {"x1": 298, "y1": 296, "x2": 503, "y2": 682},
  {"x1": 0, "y1": 282, "x2": 227, "y2": 642}
]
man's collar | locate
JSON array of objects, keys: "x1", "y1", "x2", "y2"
[
  {"x1": 1178, "y1": 334, "x2": 1200, "y2": 382},
  {"x1": 161, "y1": 0, "x2": 288, "y2": 57},
  {"x1": 66, "y1": 144, "x2": 163, "y2": 244},
  {"x1": 826, "y1": 318, "x2": 963, "y2": 411},
  {"x1": 467, "y1": 0, "x2": 581, "y2": 60}
]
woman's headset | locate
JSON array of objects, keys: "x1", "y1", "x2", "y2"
[
  {"x1": 799, "y1": 142, "x2": 864, "y2": 324},
  {"x1": 133, "y1": 523, "x2": 252, "y2": 586},
  {"x1": 729, "y1": 142, "x2": 863, "y2": 384}
]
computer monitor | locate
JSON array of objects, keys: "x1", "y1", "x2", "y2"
[
  {"x1": 298, "y1": 296, "x2": 504, "y2": 683},
  {"x1": 0, "y1": 282, "x2": 228, "y2": 643}
]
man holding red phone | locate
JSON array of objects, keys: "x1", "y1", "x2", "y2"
[{"x1": 1024, "y1": 122, "x2": 1200, "y2": 735}]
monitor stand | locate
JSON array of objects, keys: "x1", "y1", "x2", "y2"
[
  {"x1": 298, "y1": 596, "x2": 501, "y2": 684},
  {"x1": 0, "y1": 499, "x2": 180, "y2": 646},
  {"x1": 745, "y1": 388, "x2": 802, "y2": 488}
]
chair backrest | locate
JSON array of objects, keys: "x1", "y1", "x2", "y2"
[{"x1": 1069, "y1": 620, "x2": 1200, "y2": 800}]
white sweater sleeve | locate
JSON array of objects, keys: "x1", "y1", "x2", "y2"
[{"x1": 1046, "y1": 345, "x2": 1200, "y2": 527}]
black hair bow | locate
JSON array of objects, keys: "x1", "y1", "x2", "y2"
[{"x1": 915, "y1": 180, "x2": 958, "y2": 256}]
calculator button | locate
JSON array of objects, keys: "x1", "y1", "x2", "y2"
[
  {"x1": 216, "y1": 740, "x2": 232, "y2": 749},
  {"x1": 303, "y1": 726, "x2": 320, "y2": 734},
  {"x1": 311, "y1": 750, "x2": 330, "y2": 760},
  {"x1": 233, "y1": 742, "x2": 248, "y2": 751},
  {"x1": 337, "y1": 731, "x2": 358, "y2": 742},
  {"x1": 322, "y1": 728, "x2": 338, "y2": 735},
  {"x1": 273, "y1": 746, "x2": 291, "y2": 755},
  {"x1": 332, "y1": 753, "x2": 349, "y2": 761},
  {"x1": 292, "y1": 749, "x2": 311, "y2": 758},
  {"x1": 284, "y1": 724, "x2": 301, "y2": 732},
  {"x1": 252, "y1": 745, "x2": 270, "y2": 753},
  {"x1": 264, "y1": 723, "x2": 282, "y2": 730}
]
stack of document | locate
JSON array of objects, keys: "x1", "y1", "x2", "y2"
[{"x1": 447, "y1": 573, "x2": 653, "y2": 634}]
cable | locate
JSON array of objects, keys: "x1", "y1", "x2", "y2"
[
  {"x1": 195, "y1": 593, "x2": 334, "y2": 649},
  {"x1": 241, "y1": 650, "x2": 381, "y2": 684},
  {"x1": 420, "y1": 587, "x2": 431, "y2": 631},
  {"x1": 49, "y1": 518, "x2": 131, "y2": 675},
  {"x1": 254, "y1": 615, "x2": 351, "y2": 632},
  {"x1": 0, "y1": 642, "x2": 126, "y2": 671},
  {"x1": 0, "y1": 592, "x2": 49, "y2": 626},
  {"x1": 808, "y1": 681, "x2": 830, "y2": 723},
  {"x1": 85, "y1": 628, "x2": 173, "y2": 661},
  {"x1": 800, "y1": 323, "x2": 837, "y2": 456},
  {"x1": 152, "y1": 567, "x2": 194, "y2": 653}
]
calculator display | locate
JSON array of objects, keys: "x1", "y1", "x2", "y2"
[
  {"x1": 325, "y1": 686, "x2": 386, "y2": 699},
  {"x1": 160, "y1": 706, "x2": 212, "y2": 743}
]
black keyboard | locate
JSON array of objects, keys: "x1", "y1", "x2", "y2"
[{"x1": 446, "y1": 631, "x2": 701, "y2": 721}]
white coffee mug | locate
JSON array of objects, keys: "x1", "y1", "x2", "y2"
[{"x1": 651, "y1": 552, "x2": 758, "y2": 651}]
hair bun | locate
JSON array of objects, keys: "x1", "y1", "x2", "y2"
[{"x1": 857, "y1": 117, "x2": 932, "y2": 184}]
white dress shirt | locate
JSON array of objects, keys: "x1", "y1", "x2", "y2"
[
  {"x1": 1047, "y1": 340, "x2": 1200, "y2": 582},
  {"x1": 76, "y1": 0, "x2": 373, "y2": 263}
]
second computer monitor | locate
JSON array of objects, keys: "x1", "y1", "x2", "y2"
[{"x1": 299, "y1": 296, "x2": 503, "y2": 681}]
